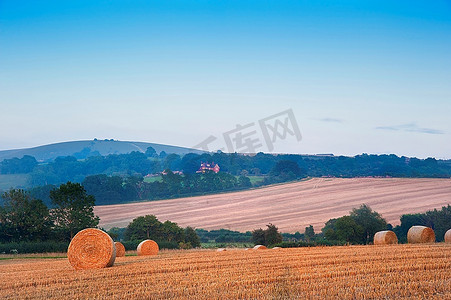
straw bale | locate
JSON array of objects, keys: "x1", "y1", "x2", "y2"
[
  {"x1": 407, "y1": 226, "x2": 435, "y2": 244},
  {"x1": 115, "y1": 242, "x2": 126, "y2": 257},
  {"x1": 444, "y1": 229, "x2": 451, "y2": 243},
  {"x1": 67, "y1": 228, "x2": 116, "y2": 270},
  {"x1": 373, "y1": 231, "x2": 398, "y2": 245},
  {"x1": 137, "y1": 240, "x2": 159, "y2": 256},
  {"x1": 253, "y1": 245, "x2": 267, "y2": 250}
]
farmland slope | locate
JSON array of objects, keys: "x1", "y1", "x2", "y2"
[{"x1": 95, "y1": 177, "x2": 451, "y2": 232}]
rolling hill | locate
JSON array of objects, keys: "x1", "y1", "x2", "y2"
[
  {"x1": 0, "y1": 140, "x2": 204, "y2": 162},
  {"x1": 95, "y1": 177, "x2": 451, "y2": 232}
]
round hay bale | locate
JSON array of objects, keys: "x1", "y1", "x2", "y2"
[
  {"x1": 253, "y1": 245, "x2": 267, "y2": 250},
  {"x1": 373, "y1": 230, "x2": 398, "y2": 245},
  {"x1": 67, "y1": 228, "x2": 116, "y2": 270},
  {"x1": 115, "y1": 242, "x2": 126, "y2": 257},
  {"x1": 137, "y1": 240, "x2": 159, "y2": 256},
  {"x1": 445, "y1": 229, "x2": 451, "y2": 243},
  {"x1": 272, "y1": 247, "x2": 281, "y2": 250},
  {"x1": 217, "y1": 248, "x2": 227, "y2": 252},
  {"x1": 407, "y1": 226, "x2": 435, "y2": 244}
]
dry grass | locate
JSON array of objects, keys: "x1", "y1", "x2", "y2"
[
  {"x1": 95, "y1": 177, "x2": 451, "y2": 232},
  {"x1": 0, "y1": 244, "x2": 449, "y2": 299}
]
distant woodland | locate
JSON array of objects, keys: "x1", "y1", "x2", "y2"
[{"x1": 1, "y1": 147, "x2": 451, "y2": 206}]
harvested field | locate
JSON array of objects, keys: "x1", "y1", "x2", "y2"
[
  {"x1": 0, "y1": 244, "x2": 449, "y2": 299},
  {"x1": 95, "y1": 178, "x2": 451, "y2": 232}
]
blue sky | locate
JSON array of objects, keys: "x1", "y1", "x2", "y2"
[{"x1": 1, "y1": 1, "x2": 450, "y2": 158}]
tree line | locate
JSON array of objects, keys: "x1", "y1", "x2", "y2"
[
  {"x1": 2, "y1": 148, "x2": 451, "y2": 189},
  {"x1": 3, "y1": 153, "x2": 451, "y2": 207},
  {"x1": 0, "y1": 182, "x2": 202, "y2": 253},
  {"x1": 0, "y1": 182, "x2": 98, "y2": 244},
  {"x1": 1, "y1": 184, "x2": 449, "y2": 253},
  {"x1": 286, "y1": 204, "x2": 451, "y2": 247},
  {"x1": 190, "y1": 204, "x2": 451, "y2": 247},
  {"x1": 21, "y1": 171, "x2": 252, "y2": 207},
  {"x1": 109, "y1": 215, "x2": 201, "y2": 250}
]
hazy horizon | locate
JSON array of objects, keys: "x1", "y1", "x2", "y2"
[
  {"x1": 0, "y1": 138, "x2": 448, "y2": 160},
  {"x1": 1, "y1": 1, "x2": 450, "y2": 159}
]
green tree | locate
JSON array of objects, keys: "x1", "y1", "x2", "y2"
[
  {"x1": 252, "y1": 224, "x2": 282, "y2": 246},
  {"x1": 350, "y1": 204, "x2": 387, "y2": 244},
  {"x1": 161, "y1": 220, "x2": 185, "y2": 243},
  {"x1": 125, "y1": 215, "x2": 163, "y2": 241},
  {"x1": 394, "y1": 205, "x2": 451, "y2": 243},
  {"x1": 270, "y1": 160, "x2": 302, "y2": 179},
  {"x1": 251, "y1": 228, "x2": 266, "y2": 245},
  {"x1": 164, "y1": 154, "x2": 182, "y2": 170},
  {"x1": 50, "y1": 182, "x2": 99, "y2": 241},
  {"x1": 334, "y1": 216, "x2": 363, "y2": 244},
  {"x1": 159, "y1": 151, "x2": 167, "y2": 159},
  {"x1": 107, "y1": 227, "x2": 126, "y2": 241},
  {"x1": 0, "y1": 189, "x2": 51, "y2": 242},
  {"x1": 82, "y1": 175, "x2": 124, "y2": 205},
  {"x1": 425, "y1": 205, "x2": 451, "y2": 242},
  {"x1": 322, "y1": 218, "x2": 338, "y2": 241},
  {"x1": 184, "y1": 226, "x2": 201, "y2": 248},
  {"x1": 304, "y1": 225, "x2": 315, "y2": 242},
  {"x1": 238, "y1": 175, "x2": 252, "y2": 188},
  {"x1": 162, "y1": 170, "x2": 183, "y2": 195},
  {"x1": 0, "y1": 155, "x2": 37, "y2": 174},
  {"x1": 265, "y1": 223, "x2": 283, "y2": 246},
  {"x1": 145, "y1": 146, "x2": 157, "y2": 157}
]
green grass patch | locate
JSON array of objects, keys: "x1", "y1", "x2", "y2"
[
  {"x1": 247, "y1": 175, "x2": 265, "y2": 185},
  {"x1": 143, "y1": 176, "x2": 162, "y2": 183}
]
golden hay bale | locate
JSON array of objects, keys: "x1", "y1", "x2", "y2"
[
  {"x1": 373, "y1": 230, "x2": 398, "y2": 245},
  {"x1": 445, "y1": 229, "x2": 451, "y2": 243},
  {"x1": 253, "y1": 245, "x2": 267, "y2": 250},
  {"x1": 67, "y1": 228, "x2": 116, "y2": 270},
  {"x1": 407, "y1": 226, "x2": 435, "y2": 244},
  {"x1": 114, "y1": 242, "x2": 126, "y2": 257},
  {"x1": 137, "y1": 240, "x2": 159, "y2": 256}
]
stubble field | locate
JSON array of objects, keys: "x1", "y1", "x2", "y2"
[{"x1": 0, "y1": 244, "x2": 450, "y2": 299}]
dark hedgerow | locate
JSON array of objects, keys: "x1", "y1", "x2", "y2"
[{"x1": 0, "y1": 241, "x2": 69, "y2": 254}]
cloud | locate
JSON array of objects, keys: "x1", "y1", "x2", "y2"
[
  {"x1": 375, "y1": 123, "x2": 444, "y2": 135},
  {"x1": 320, "y1": 118, "x2": 344, "y2": 123}
]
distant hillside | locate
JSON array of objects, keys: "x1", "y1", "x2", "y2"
[
  {"x1": 0, "y1": 140, "x2": 204, "y2": 162},
  {"x1": 96, "y1": 177, "x2": 451, "y2": 232}
]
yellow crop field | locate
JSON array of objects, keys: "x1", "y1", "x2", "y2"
[{"x1": 0, "y1": 244, "x2": 450, "y2": 299}]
